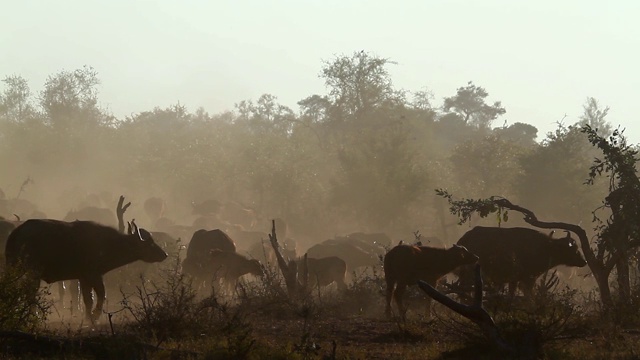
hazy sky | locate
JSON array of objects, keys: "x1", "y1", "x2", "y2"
[{"x1": 2, "y1": 1, "x2": 639, "y2": 143}]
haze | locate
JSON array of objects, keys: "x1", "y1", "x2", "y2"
[
  {"x1": 0, "y1": 0, "x2": 635, "y2": 252},
  {"x1": 2, "y1": 1, "x2": 638, "y2": 143}
]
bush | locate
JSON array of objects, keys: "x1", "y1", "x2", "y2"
[
  {"x1": 0, "y1": 263, "x2": 51, "y2": 332},
  {"x1": 120, "y1": 257, "x2": 211, "y2": 343},
  {"x1": 439, "y1": 271, "x2": 587, "y2": 358}
]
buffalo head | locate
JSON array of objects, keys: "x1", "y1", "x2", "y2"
[
  {"x1": 247, "y1": 259, "x2": 264, "y2": 277},
  {"x1": 449, "y1": 244, "x2": 480, "y2": 265},
  {"x1": 551, "y1": 231, "x2": 587, "y2": 267},
  {"x1": 128, "y1": 220, "x2": 168, "y2": 263}
]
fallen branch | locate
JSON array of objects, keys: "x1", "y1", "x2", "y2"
[{"x1": 418, "y1": 264, "x2": 513, "y2": 353}]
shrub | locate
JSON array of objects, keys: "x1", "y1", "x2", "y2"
[
  {"x1": 120, "y1": 257, "x2": 210, "y2": 344},
  {"x1": 0, "y1": 263, "x2": 51, "y2": 332}
]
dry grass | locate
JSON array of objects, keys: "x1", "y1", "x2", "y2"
[{"x1": 5, "y1": 263, "x2": 640, "y2": 359}]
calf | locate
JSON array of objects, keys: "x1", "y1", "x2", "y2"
[
  {"x1": 306, "y1": 234, "x2": 387, "y2": 271},
  {"x1": 384, "y1": 244, "x2": 478, "y2": 318},
  {"x1": 292, "y1": 256, "x2": 348, "y2": 291},
  {"x1": 209, "y1": 250, "x2": 263, "y2": 294}
]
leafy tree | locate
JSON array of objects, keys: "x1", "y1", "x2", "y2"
[
  {"x1": 411, "y1": 88, "x2": 436, "y2": 113},
  {"x1": 330, "y1": 117, "x2": 428, "y2": 230},
  {"x1": 117, "y1": 104, "x2": 196, "y2": 193},
  {"x1": 493, "y1": 122, "x2": 538, "y2": 147},
  {"x1": 578, "y1": 97, "x2": 612, "y2": 137},
  {"x1": 321, "y1": 51, "x2": 403, "y2": 120},
  {"x1": 437, "y1": 123, "x2": 640, "y2": 311},
  {"x1": 515, "y1": 124, "x2": 606, "y2": 225},
  {"x1": 39, "y1": 65, "x2": 106, "y2": 131},
  {"x1": 297, "y1": 94, "x2": 331, "y2": 124},
  {"x1": 0, "y1": 75, "x2": 38, "y2": 123},
  {"x1": 449, "y1": 134, "x2": 529, "y2": 200},
  {"x1": 235, "y1": 94, "x2": 295, "y2": 136},
  {"x1": 443, "y1": 81, "x2": 506, "y2": 129},
  {"x1": 583, "y1": 125, "x2": 640, "y2": 308}
]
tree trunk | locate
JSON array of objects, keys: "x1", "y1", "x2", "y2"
[
  {"x1": 116, "y1": 195, "x2": 131, "y2": 234},
  {"x1": 591, "y1": 268, "x2": 613, "y2": 310},
  {"x1": 616, "y1": 256, "x2": 631, "y2": 306},
  {"x1": 268, "y1": 219, "x2": 300, "y2": 297}
]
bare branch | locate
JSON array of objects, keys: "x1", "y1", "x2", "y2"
[
  {"x1": 417, "y1": 264, "x2": 512, "y2": 353},
  {"x1": 116, "y1": 195, "x2": 131, "y2": 233}
]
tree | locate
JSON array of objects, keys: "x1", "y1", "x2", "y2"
[
  {"x1": 0, "y1": 75, "x2": 37, "y2": 123},
  {"x1": 235, "y1": 94, "x2": 295, "y2": 136},
  {"x1": 515, "y1": 124, "x2": 605, "y2": 225},
  {"x1": 330, "y1": 118, "x2": 428, "y2": 230},
  {"x1": 583, "y1": 125, "x2": 640, "y2": 308},
  {"x1": 449, "y1": 134, "x2": 529, "y2": 200},
  {"x1": 319, "y1": 51, "x2": 404, "y2": 123},
  {"x1": 578, "y1": 97, "x2": 612, "y2": 137},
  {"x1": 493, "y1": 122, "x2": 538, "y2": 147},
  {"x1": 443, "y1": 81, "x2": 506, "y2": 129},
  {"x1": 297, "y1": 94, "x2": 331, "y2": 124},
  {"x1": 39, "y1": 66, "x2": 105, "y2": 130},
  {"x1": 437, "y1": 124, "x2": 640, "y2": 311}
]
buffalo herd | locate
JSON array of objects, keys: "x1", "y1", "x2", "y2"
[{"x1": 0, "y1": 196, "x2": 592, "y2": 323}]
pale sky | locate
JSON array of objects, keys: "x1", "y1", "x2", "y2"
[{"x1": 2, "y1": 1, "x2": 639, "y2": 143}]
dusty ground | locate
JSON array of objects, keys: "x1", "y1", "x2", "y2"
[{"x1": 30, "y1": 300, "x2": 640, "y2": 360}]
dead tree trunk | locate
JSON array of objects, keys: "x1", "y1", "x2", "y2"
[
  {"x1": 268, "y1": 219, "x2": 301, "y2": 297},
  {"x1": 116, "y1": 195, "x2": 131, "y2": 234}
]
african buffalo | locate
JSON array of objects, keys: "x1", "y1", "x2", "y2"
[
  {"x1": 292, "y1": 256, "x2": 347, "y2": 291},
  {"x1": 455, "y1": 226, "x2": 588, "y2": 297},
  {"x1": 182, "y1": 229, "x2": 236, "y2": 289},
  {"x1": 227, "y1": 226, "x2": 269, "y2": 250},
  {"x1": 144, "y1": 197, "x2": 166, "y2": 223},
  {"x1": 5, "y1": 219, "x2": 167, "y2": 322},
  {"x1": 384, "y1": 244, "x2": 478, "y2": 318},
  {"x1": 191, "y1": 199, "x2": 222, "y2": 216},
  {"x1": 220, "y1": 201, "x2": 258, "y2": 230},
  {"x1": 247, "y1": 239, "x2": 297, "y2": 266},
  {"x1": 64, "y1": 206, "x2": 117, "y2": 228},
  {"x1": 0, "y1": 198, "x2": 41, "y2": 220},
  {"x1": 209, "y1": 249, "x2": 263, "y2": 294},
  {"x1": 306, "y1": 233, "x2": 389, "y2": 271},
  {"x1": 0, "y1": 217, "x2": 18, "y2": 261}
]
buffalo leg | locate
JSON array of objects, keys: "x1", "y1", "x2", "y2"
[
  {"x1": 423, "y1": 280, "x2": 436, "y2": 319},
  {"x1": 508, "y1": 281, "x2": 518, "y2": 298},
  {"x1": 58, "y1": 281, "x2": 66, "y2": 305},
  {"x1": 336, "y1": 276, "x2": 347, "y2": 292},
  {"x1": 393, "y1": 283, "x2": 408, "y2": 318},
  {"x1": 519, "y1": 278, "x2": 535, "y2": 298},
  {"x1": 385, "y1": 277, "x2": 396, "y2": 317},
  {"x1": 90, "y1": 276, "x2": 106, "y2": 322},
  {"x1": 79, "y1": 279, "x2": 94, "y2": 323},
  {"x1": 69, "y1": 280, "x2": 80, "y2": 312}
]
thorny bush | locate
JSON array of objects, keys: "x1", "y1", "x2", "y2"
[
  {"x1": 0, "y1": 262, "x2": 51, "y2": 332},
  {"x1": 440, "y1": 270, "x2": 588, "y2": 357}
]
